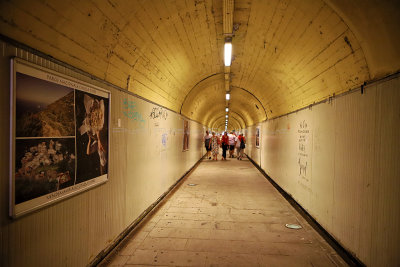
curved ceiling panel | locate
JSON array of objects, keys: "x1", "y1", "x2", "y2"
[
  {"x1": 180, "y1": 73, "x2": 225, "y2": 124},
  {"x1": 212, "y1": 115, "x2": 241, "y2": 133},
  {"x1": 227, "y1": 110, "x2": 246, "y2": 129},
  {"x1": 1, "y1": 0, "x2": 399, "y2": 126},
  {"x1": 211, "y1": 113, "x2": 243, "y2": 131},
  {"x1": 231, "y1": 0, "x2": 371, "y2": 118},
  {"x1": 324, "y1": 0, "x2": 400, "y2": 78},
  {"x1": 0, "y1": 0, "x2": 224, "y2": 112},
  {"x1": 229, "y1": 87, "x2": 267, "y2": 123}
]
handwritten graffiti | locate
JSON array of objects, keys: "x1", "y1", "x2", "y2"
[
  {"x1": 299, "y1": 143, "x2": 305, "y2": 152},
  {"x1": 122, "y1": 99, "x2": 145, "y2": 126},
  {"x1": 298, "y1": 119, "x2": 310, "y2": 184},
  {"x1": 149, "y1": 107, "x2": 168, "y2": 120},
  {"x1": 162, "y1": 133, "x2": 167, "y2": 147},
  {"x1": 299, "y1": 120, "x2": 308, "y2": 129},
  {"x1": 298, "y1": 158, "x2": 307, "y2": 176}
]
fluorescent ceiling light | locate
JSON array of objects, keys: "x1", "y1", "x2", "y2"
[
  {"x1": 226, "y1": 93, "x2": 230, "y2": 100},
  {"x1": 226, "y1": 115, "x2": 228, "y2": 118},
  {"x1": 225, "y1": 107, "x2": 229, "y2": 112},
  {"x1": 224, "y1": 42, "x2": 232, "y2": 66}
]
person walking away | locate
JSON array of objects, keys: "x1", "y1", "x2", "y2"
[
  {"x1": 209, "y1": 131, "x2": 220, "y2": 160},
  {"x1": 238, "y1": 133, "x2": 246, "y2": 160},
  {"x1": 235, "y1": 134, "x2": 241, "y2": 159},
  {"x1": 204, "y1": 130, "x2": 212, "y2": 159},
  {"x1": 221, "y1": 132, "x2": 229, "y2": 160},
  {"x1": 228, "y1": 131, "x2": 236, "y2": 158}
]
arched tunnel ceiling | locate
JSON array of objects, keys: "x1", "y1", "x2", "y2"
[
  {"x1": 180, "y1": 73, "x2": 265, "y2": 127},
  {"x1": 1, "y1": 0, "x2": 399, "y2": 128}
]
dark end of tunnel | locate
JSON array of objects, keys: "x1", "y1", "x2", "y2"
[{"x1": 246, "y1": 155, "x2": 365, "y2": 267}]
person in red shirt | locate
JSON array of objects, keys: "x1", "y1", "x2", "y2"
[{"x1": 220, "y1": 132, "x2": 229, "y2": 160}]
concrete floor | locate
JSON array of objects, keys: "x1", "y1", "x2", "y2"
[{"x1": 99, "y1": 156, "x2": 347, "y2": 267}]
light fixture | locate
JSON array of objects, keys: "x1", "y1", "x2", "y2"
[
  {"x1": 224, "y1": 42, "x2": 232, "y2": 66},
  {"x1": 226, "y1": 115, "x2": 228, "y2": 118},
  {"x1": 226, "y1": 93, "x2": 230, "y2": 100},
  {"x1": 225, "y1": 107, "x2": 229, "y2": 112}
]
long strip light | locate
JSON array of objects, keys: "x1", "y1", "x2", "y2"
[{"x1": 224, "y1": 42, "x2": 232, "y2": 66}]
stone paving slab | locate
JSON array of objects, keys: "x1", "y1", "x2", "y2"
[{"x1": 99, "y1": 157, "x2": 347, "y2": 267}]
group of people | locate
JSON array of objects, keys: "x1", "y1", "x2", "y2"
[{"x1": 204, "y1": 130, "x2": 246, "y2": 161}]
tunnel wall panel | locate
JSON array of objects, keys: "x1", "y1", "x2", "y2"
[
  {"x1": 0, "y1": 40, "x2": 204, "y2": 267},
  {"x1": 244, "y1": 124, "x2": 261, "y2": 166},
  {"x1": 248, "y1": 75, "x2": 400, "y2": 266}
]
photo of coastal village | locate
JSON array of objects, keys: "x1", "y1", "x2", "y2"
[
  {"x1": 11, "y1": 61, "x2": 110, "y2": 217},
  {"x1": 15, "y1": 138, "x2": 75, "y2": 204}
]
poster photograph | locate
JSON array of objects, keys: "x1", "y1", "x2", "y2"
[
  {"x1": 10, "y1": 58, "x2": 110, "y2": 218},
  {"x1": 75, "y1": 90, "x2": 109, "y2": 183},
  {"x1": 183, "y1": 119, "x2": 189, "y2": 151},
  {"x1": 255, "y1": 127, "x2": 260, "y2": 148}
]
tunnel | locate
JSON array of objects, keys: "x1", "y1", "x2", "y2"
[{"x1": 0, "y1": 0, "x2": 399, "y2": 266}]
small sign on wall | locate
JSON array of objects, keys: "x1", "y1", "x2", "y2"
[
  {"x1": 9, "y1": 58, "x2": 111, "y2": 218},
  {"x1": 255, "y1": 126, "x2": 260, "y2": 148}
]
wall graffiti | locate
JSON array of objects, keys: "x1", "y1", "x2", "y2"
[
  {"x1": 162, "y1": 133, "x2": 167, "y2": 147},
  {"x1": 122, "y1": 99, "x2": 145, "y2": 126},
  {"x1": 298, "y1": 158, "x2": 307, "y2": 176},
  {"x1": 149, "y1": 106, "x2": 168, "y2": 120},
  {"x1": 297, "y1": 119, "x2": 311, "y2": 190}
]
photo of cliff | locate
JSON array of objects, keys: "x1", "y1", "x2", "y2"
[{"x1": 15, "y1": 72, "x2": 75, "y2": 137}]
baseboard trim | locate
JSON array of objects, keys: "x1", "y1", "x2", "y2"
[
  {"x1": 89, "y1": 155, "x2": 205, "y2": 266},
  {"x1": 246, "y1": 155, "x2": 365, "y2": 267}
]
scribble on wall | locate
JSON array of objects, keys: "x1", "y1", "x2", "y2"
[
  {"x1": 297, "y1": 119, "x2": 311, "y2": 190},
  {"x1": 122, "y1": 99, "x2": 145, "y2": 126},
  {"x1": 149, "y1": 106, "x2": 168, "y2": 120},
  {"x1": 162, "y1": 133, "x2": 167, "y2": 147},
  {"x1": 298, "y1": 158, "x2": 307, "y2": 176}
]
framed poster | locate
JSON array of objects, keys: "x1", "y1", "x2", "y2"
[
  {"x1": 10, "y1": 58, "x2": 110, "y2": 218},
  {"x1": 183, "y1": 119, "x2": 189, "y2": 151},
  {"x1": 255, "y1": 127, "x2": 260, "y2": 148}
]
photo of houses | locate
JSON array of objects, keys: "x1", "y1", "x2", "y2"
[
  {"x1": 15, "y1": 138, "x2": 75, "y2": 204},
  {"x1": 11, "y1": 60, "x2": 110, "y2": 217}
]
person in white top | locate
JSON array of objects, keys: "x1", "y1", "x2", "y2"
[{"x1": 235, "y1": 134, "x2": 241, "y2": 158}]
